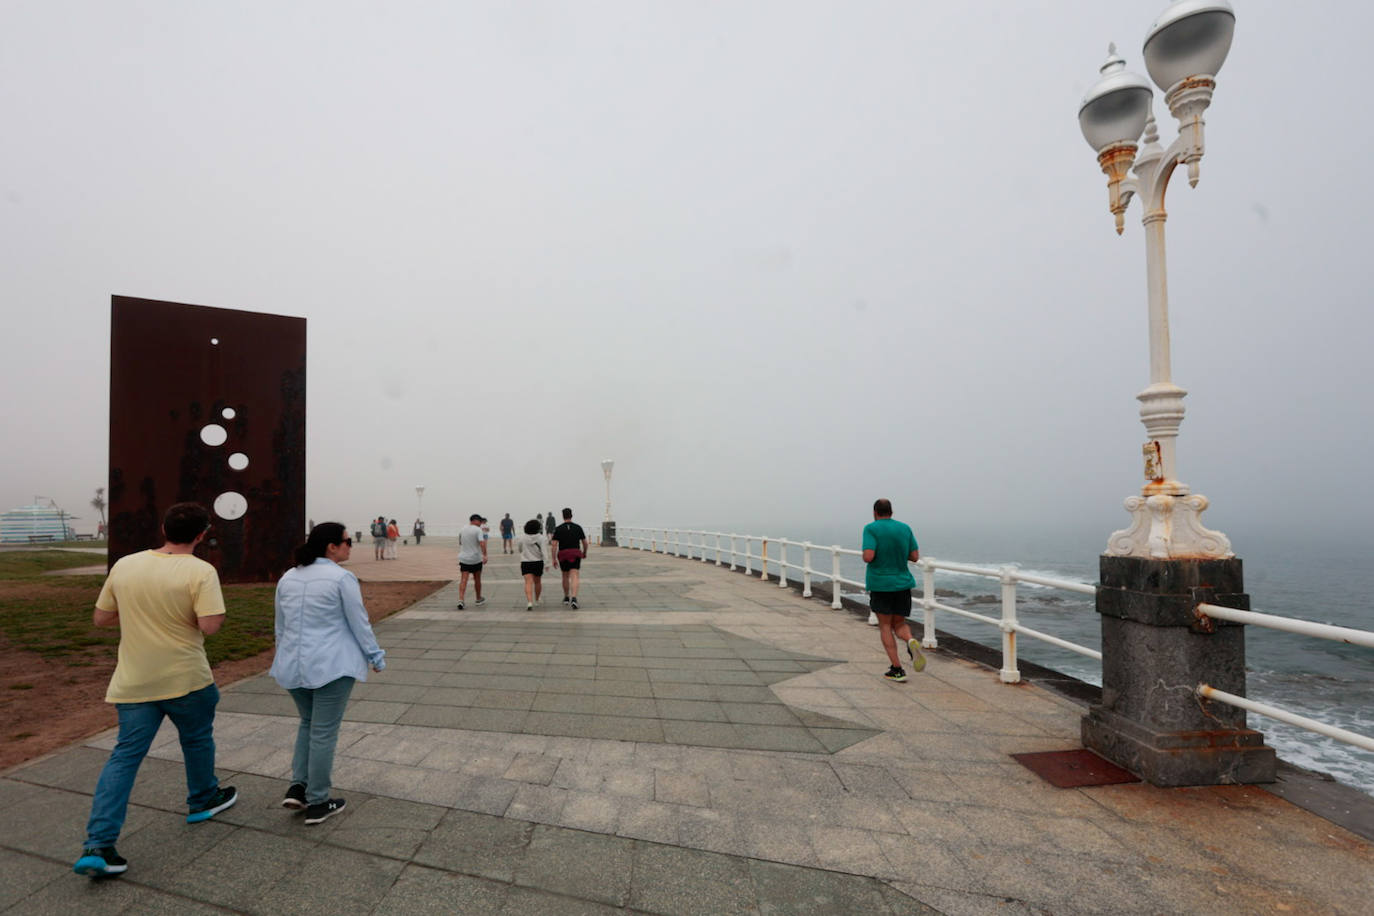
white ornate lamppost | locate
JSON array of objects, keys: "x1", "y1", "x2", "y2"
[
  {"x1": 1079, "y1": 0, "x2": 1235, "y2": 560},
  {"x1": 600, "y1": 459, "x2": 617, "y2": 546},
  {"x1": 415, "y1": 485, "x2": 425, "y2": 521},
  {"x1": 1077, "y1": 2, "x2": 1274, "y2": 789}
]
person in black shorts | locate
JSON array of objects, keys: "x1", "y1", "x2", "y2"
[
  {"x1": 550, "y1": 507, "x2": 588, "y2": 609},
  {"x1": 515, "y1": 519, "x2": 548, "y2": 609}
]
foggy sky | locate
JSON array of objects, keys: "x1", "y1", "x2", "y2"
[{"x1": 2, "y1": 1, "x2": 1371, "y2": 556}]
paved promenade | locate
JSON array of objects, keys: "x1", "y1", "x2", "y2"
[{"x1": 2, "y1": 543, "x2": 1371, "y2": 914}]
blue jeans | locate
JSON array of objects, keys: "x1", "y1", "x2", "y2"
[
  {"x1": 287, "y1": 677, "x2": 354, "y2": 805},
  {"x1": 85, "y1": 683, "x2": 220, "y2": 848}
]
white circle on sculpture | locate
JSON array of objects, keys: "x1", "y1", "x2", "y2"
[
  {"x1": 228, "y1": 452, "x2": 249, "y2": 471},
  {"x1": 200, "y1": 424, "x2": 228, "y2": 446},
  {"x1": 210, "y1": 337, "x2": 219, "y2": 345},
  {"x1": 213, "y1": 492, "x2": 247, "y2": 520},
  {"x1": 222, "y1": 408, "x2": 236, "y2": 420}
]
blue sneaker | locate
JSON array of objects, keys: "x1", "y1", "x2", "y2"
[
  {"x1": 74, "y1": 846, "x2": 127, "y2": 876},
  {"x1": 186, "y1": 785, "x2": 237, "y2": 823}
]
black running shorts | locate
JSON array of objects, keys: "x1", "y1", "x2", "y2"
[
  {"x1": 521, "y1": 561, "x2": 544, "y2": 577},
  {"x1": 869, "y1": 589, "x2": 913, "y2": 617}
]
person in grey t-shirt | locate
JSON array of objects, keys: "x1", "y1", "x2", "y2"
[{"x1": 456, "y1": 513, "x2": 488, "y2": 609}]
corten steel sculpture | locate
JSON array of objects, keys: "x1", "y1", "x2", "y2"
[{"x1": 108, "y1": 295, "x2": 306, "y2": 583}]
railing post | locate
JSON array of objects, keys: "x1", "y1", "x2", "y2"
[
  {"x1": 760, "y1": 538, "x2": 769, "y2": 580},
  {"x1": 921, "y1": 558, "x2": 938, "y2": 649},
  {"x1": 729, "y1": 534, "x2": 737, "y2": 570},
  {"x1": 743, "y1": 537, "x2": 751, "y2": 576},
  {"x1": 830, "y1": 546, "x2": 842, "y2": 609},
  {"x1": 777, "y1": 540, "x2": 788, "y2": 587},
  {"x1": 802, "y1": 542, "x2": 812, "y2": 598},
  {"x1": 701, "y1": 530, "x2": 709, "y2": 562},
  {"x1": 999, "y1": 565, "x2": 1020, "y2": 684},
  {"x1": 716, "y1": 532, "x2": 723, "y2": 566}
]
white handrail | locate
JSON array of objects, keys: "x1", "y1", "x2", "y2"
[
  {"x1": 1197, "y1": 685, "x2": 1374, "y2": 754},
  {"x1": 1197, "y1": 603, "x2": 1374, "y2": 649}
]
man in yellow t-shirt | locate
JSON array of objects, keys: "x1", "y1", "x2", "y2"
[{"x1": 73, "y1": 503, "x2": 238, "y2": 879}]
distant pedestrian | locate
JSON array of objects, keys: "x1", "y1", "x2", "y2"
[
  {"x1": 271, "y1": 523, "x2": 385, "y2": 825},
  {"x1": 516, "y1": 518, "x2": 549, "y2": 609},
  {"x1": 413, "y1": 519, "x2": 425, "y2": 545},
  {"x1": 545, "y1": 511, "x2": 556, "y2": 536},
  {"x1": 500, "y1": 513, "x2": 515, "y2": 553},
  {"x1": 371, "y1": 516, "x2": 387, "y2": 560},
  {"x1": 456, "y1": 513, "x2": 488, "y2": 609},
  {"x1": 551, "y1": 507, "x2": 588, "y2": 609},
  {"x1": 385, "y1": 519, "x2": 399, "y2": 559},
  {"x1": 480, "y1": 517, "x2": 491, "y2": 545},
  {"x1": 73, "y1": 502, "x2": 237, "y2": 878},
  {"x1": 862, "y1": 498, "x2": 925, "y2": 681}
]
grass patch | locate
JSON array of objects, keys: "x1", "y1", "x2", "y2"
[{"x1": 0, "y1": 551, "x2": 275, "y2": 667}]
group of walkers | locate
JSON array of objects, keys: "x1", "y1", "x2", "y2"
[
  {"x1": 456, "y1": 508, "x2": 588, "y2": 610},
  {"x1": 370, "y1": 516, "x2": 425, "y2": 558},
  {"x1": 74, "y1": 504, "x2": 385, "y2": 878},
  {"x1": 72, "y1": 495, "x2": 919, "y2": 880}
]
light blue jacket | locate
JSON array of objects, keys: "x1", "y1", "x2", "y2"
[{"x1": 270, "y1": 558, "x2": 385, "y2": 690}]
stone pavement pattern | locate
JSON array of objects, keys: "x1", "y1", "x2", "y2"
[{"x1": 2, "y1": 543, "x2": 1372, "y2": 914}]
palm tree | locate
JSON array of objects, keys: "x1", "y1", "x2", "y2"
[{"x1": 91, "y1": 487, "x2": 106, "y2": 535}]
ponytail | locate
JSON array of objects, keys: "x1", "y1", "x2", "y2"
[{"x1": 294, "y1": 522, "x2": 347, "y2": 567}]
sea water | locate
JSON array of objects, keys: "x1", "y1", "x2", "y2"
[{"x1": 764, "y1": 522, "x2": 1374, "y2": 796}]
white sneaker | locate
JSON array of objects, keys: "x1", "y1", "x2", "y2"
[{"x1": 526, "y1": 602, "x2": 533, "y2": 610}]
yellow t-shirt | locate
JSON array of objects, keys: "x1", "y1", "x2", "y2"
[{"x1": 95, "y1": 549, "x2": 226, "y2": 703}]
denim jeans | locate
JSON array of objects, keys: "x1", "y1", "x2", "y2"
[
  {"x1": 287, "y1": 676, "x2": 355, "y2": 805},
  {"x1": 84, "y1": 683, "x2": 220, "y2": 848}
]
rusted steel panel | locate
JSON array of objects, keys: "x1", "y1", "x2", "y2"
[
  {"x1": 108, "y1": 295, "x2": 306, "y2": 583},
  {"x1": 1011, "y1": 749, "x2": 1140, "y2": 788}
]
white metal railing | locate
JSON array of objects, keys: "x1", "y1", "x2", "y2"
[
  {"x1": 617, "y1": 526, "x2": 1100, "y2": 684},
  {"x1": 617, "y1": 525, "x2": 1374, "y2": 759}
]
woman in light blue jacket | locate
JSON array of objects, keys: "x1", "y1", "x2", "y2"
[{"x1": 270, "y1": 522, "x2": 385, "y2": 825}]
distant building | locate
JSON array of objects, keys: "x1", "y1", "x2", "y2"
[{"x1": 0, "y1": 504, "x2": 76, "y2": 544}]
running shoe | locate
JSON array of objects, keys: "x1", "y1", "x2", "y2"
[
  {"x1": 73, "y1": 846, "x2": 127, "y2": 876},
  {"x1": 281, "y1": 782, "x2": 307, "y2": 810},
  {"x1": 456, "y1": 601, "x2": 465, "y2": 610},
  {"x1": 570, "y1": 597, "x2": 579, "y2": 610},
  {"x1": 883, "y1": 666, "x2": 907, "y2": 682},
  {"x1": 187, "y1": 786, "x2": 238, "y2": 823},
  {"x1": 303, "y1": 798, "x2": 347, "y2": 825},
  {"x1": 907, "y1": 638, "x2": 927, "y2": 673},
  {"x1": 475, "y1": 596, "x2": 487, "y2": 606}
]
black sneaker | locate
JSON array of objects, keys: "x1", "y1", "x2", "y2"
[
  {"x1": 570, "y1": 597, "x2": 579, "y2": 610},
  {"x1": 456, "y1": 601, "x2": 465, "y2": 610},
  {"x1": 474, "y1": 596, "x2": 487, "y2": 606},
  {"x1": 73, "y1": 846, "x2": 127, "y2": 876},
  {"x1": 186, "y1": 785, "x2": 237, "y2": 823},
  {"x1": 281, "y1": 782, "x2": 307, "y2": 810},
  {"x1": 883, "y1": 666, "x2": 907, "y2": 682},
  {"x1": 303, "y1": 798, "x2": 347, "y2": 825},
  {"x1": 562, "y1": 595, "x2": 570, "y2": 604}
]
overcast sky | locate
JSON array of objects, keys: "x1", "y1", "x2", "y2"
[{"x1": 2, "y1": 1, "x2": 1370, "y2": 557}]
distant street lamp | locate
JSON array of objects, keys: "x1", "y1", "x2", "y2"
[
  {"x1": 1078, "y1": 0, "x2": 1236, "y2": 559},
  {"x1": 415, "y1": 485, "x2": 425, "y2": 521},
  {"x1": 600, "y1": 459, "x2": 618, "y2": 547}
]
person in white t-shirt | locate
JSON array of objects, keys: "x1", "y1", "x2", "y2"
[
  {"x1": 456, "y1": 514, "x2": 488, "y2": 609},
  {"x1": 514, "y1": 518, "x2": 549, "y2": 610}
]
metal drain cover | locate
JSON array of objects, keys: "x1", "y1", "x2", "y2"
[{"x1": 1011, "y1": 749, "x2": 1141, "y2": 788}]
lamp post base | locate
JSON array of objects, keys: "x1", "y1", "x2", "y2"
[
  {"x1": 1083, "y1": 555, "x2": 1275, "y2": 787},
  {"x1": 601, "y1": 521, "x2": 617, "y2": 547}
]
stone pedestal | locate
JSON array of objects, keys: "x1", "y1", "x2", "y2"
[
  {"x1": 1082, "y1": 555, "x2": 1276, "y2": 787},
  {"x1": 601, "y1": 521, "x2": 617, "y2": 547}
]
